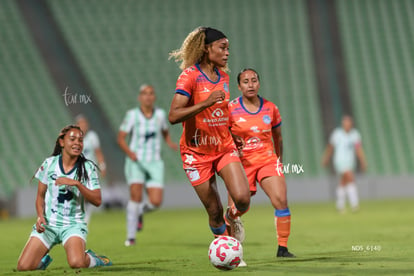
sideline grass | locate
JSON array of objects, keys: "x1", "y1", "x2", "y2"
[{"x1": 1, "y1": 199, "x2": 413, "y2": 275}]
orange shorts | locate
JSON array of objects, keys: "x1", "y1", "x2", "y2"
[
  {"x1": 243, "y1": 160, "x2": 284, "y2": 195},
  {"x1": 181, "y1": 146, "x2": 241, "y2": 186}
]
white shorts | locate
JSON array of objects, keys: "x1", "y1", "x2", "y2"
[
  {"x1": 334, "y1": 160, "x2": 356, "y2": 174},
  {"x1": 30, "y1": 223, "x2": 88, "y2": 249},
  {"x1": 124, "y1": 158, "x2": 164, "y2": 188}
]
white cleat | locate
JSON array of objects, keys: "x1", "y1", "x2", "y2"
[
  {"x1": 225, "y1": 212, "x2": 245, "y2": 242},
  {"x1": 124, "y1": 239, "x2": 136, "y2": 246}
]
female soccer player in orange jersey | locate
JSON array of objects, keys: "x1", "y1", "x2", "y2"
[
  {"x1": 228, "y1": 68, "x2": 295, "y2": 257},
  {"x1": 168, "y1": 27, "x2": 250, "y2": 243}
]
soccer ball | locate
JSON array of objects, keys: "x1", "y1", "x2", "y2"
[{"x1": 208, "y1": 236, "x2": 243, "y2": 270}]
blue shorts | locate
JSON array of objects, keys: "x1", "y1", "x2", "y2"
[{"x1": 30, "y1": 223, "x2": 88, "y2": 249}]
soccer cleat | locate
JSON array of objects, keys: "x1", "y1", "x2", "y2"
[
  {"x1": 238, "y1": 259, "x2": 247, "y2": 267},
  {"x1": 337, "y1": 208, "x2": 346, "y2": 215},
  {"x1": 276, "y1": 246, "x2": 296, "y2": 258},
  {"x1": 124, "y1": 238, "x2": 136, "y2": 247},
  {"x1": 86, "y1": 249, "x2": 112, "y2": 266},
  {"x1": 38, "y1": 254, "x2": 53, "y2": 270},
  {"x1": 137, "y1": 214, "x2": 143, "y2": 232},
  {"x1": 224, "y1": 208, "x2": 245, "y2": 242}
]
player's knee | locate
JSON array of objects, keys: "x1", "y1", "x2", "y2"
[
  {"x1": 68, "y1": 256, "x2": 87, "y2": 269},
  {"x1": 151, "y1": 201, "x2": 162, "y2": 208},
  {"x1": 16, "y1": 261, "x2": 34, "y2": 271},
  {"x1": 272, "y1": 195, "x2": 287, "y2": 210},
  {"x1": 149, "y1": 198, "x2": 162, "y2": 208},
  {"x1": 234, "y1": 195, "x2": 250, "y2": 211}
]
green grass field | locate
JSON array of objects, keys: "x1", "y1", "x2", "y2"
[{"x1": 1, "y1": 199, "x2": 413, "y2": 275}]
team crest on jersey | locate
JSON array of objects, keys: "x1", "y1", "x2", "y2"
[
  {"x1": 263, "y1": 115, "x2": 271, "y2": 124},
  {"x1": 57, "y1": 189, "x2": 74, "y2": 203},
  {"x1": 51, "y1": 173, "x2": 57, "y2": 180},
  {"x1": 223, "y1": 82, "x2": 229, "y2": 93}
]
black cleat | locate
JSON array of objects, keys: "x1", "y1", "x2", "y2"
[
  {"x1": 137, "y1": 214, "x2": 143, "y2": 232},
  {"x1": 277, "y1": 246, "x2": 296, "y2": 258}
]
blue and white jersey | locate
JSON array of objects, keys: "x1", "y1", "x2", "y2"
[
  {"x1": 329, "y1": 128, "x2": 361, "y2": 173},
  {"x1": 35, "y1": 155, "x2": 100, "y2": 227},
  {"x1": 119, "y1": 107, "x2": 168, "y2": 162}
]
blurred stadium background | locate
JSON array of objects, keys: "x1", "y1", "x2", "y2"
[{"x1": 1, "y1": 0, "x2": 413, "y2": 217}]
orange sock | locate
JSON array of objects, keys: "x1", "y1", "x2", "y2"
[{"x1": 274, "y1": 208, "x2": 291, "y2": 247}]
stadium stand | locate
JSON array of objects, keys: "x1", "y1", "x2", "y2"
[
  {"x1": 0, "y1": 1, "x2": 72, "y2": 198},
  {"x1": 47, "y1": 0, "x2": 325, "y2": 179},
  {"x1": 337, "y1": 0, "x2": 414, "y2": 174},
  {"x1": 2, "y1": 0, "x2": 414, "y2": 216}
]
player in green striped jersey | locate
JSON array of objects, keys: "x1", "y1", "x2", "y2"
[
  {"x1": 17, "y1": 125, "x2": 111, "y2": 270},
  {"x1": 118, "y1": 84, "x2": 178, "y2": 246}
]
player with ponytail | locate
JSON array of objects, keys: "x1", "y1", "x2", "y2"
[
  {"x1": 17, "y1": 125, "x2": 111, "y2": 270},
  {"x1": 168, "y1": 27, "x2": 250, "y2": 260}
]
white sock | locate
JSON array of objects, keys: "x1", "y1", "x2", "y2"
[
  {"x1": 88, "y1": 252, "x2": 97, "y2": 268},
  {"x1": 144, "y1": 201, "x2": 157, "y2": 213},
  {"x1": 336, "y1": 186, "x2": 346, "y2": 211},
  {"x1": 126, "y1": 200, "x2": 143, "y2": 240},
  {"x1": 346, "y1": 183, "x2": 359, "y2": 209}
]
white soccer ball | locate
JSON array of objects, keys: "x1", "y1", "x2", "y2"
[{"x1": 208, "y1": 236, "x2": 243, "y2": 270}]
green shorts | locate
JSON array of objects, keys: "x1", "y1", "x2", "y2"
[
  {"x1": 124, "y1": 158, "x2": 164, "y2": 188},
  {"x1": 30, "y1": 223, "x2": 88, "y2": 249}
]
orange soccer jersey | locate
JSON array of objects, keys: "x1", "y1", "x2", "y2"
[
  {"x1": 175, "y1": 64, "x2": 235, "y2": 155},
  {"x1": 229, "y1": 96, "x2": 282, "y2": 166}
]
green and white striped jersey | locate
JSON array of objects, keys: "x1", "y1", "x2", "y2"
[
  {"x1": 35, "y1": 155, "x2": 100, "y2": 227},
  {"x1": 119, "y1": 107, "x2": 168, "y2": 162}
]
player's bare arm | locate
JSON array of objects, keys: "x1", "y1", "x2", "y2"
[
  {"x1": 168, "y1": 91, "x2": 225, "y2": 124},
  {"x1": 162, "y1": 129, "x2": 178, "y2": 151},
  {"x1": 55, "y1": 177, "x2": 102, "y2": 207},
  {"x1": 231, "y1": 132, "x2": 245, "y2": 153},
  {"x1": 321, "y1": 144, "x2": 334, "y2": 166},
  {"x1": 272, "y1": 126, "x2": 283, "y2": 163},
  {"x1": 117, "y1": 131, "x2": 137, "y2": 161},
  {"x1": 35, "y1": 181, "x2": 47, "y2": 233},
  {"x1": 356, "y1": 146, "x2": 367, "y2": 172}
]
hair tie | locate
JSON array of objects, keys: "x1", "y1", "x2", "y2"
[{"x1": 204, "y1": 27, "x2": 226, "y2": 45}]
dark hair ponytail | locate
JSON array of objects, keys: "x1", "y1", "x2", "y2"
[
  {"x1": 32, "y1": 125, "x2": 98, "y2": 183},
  {"x1": 54, "y1": 124, "x2": 98, "y2": 183}
]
